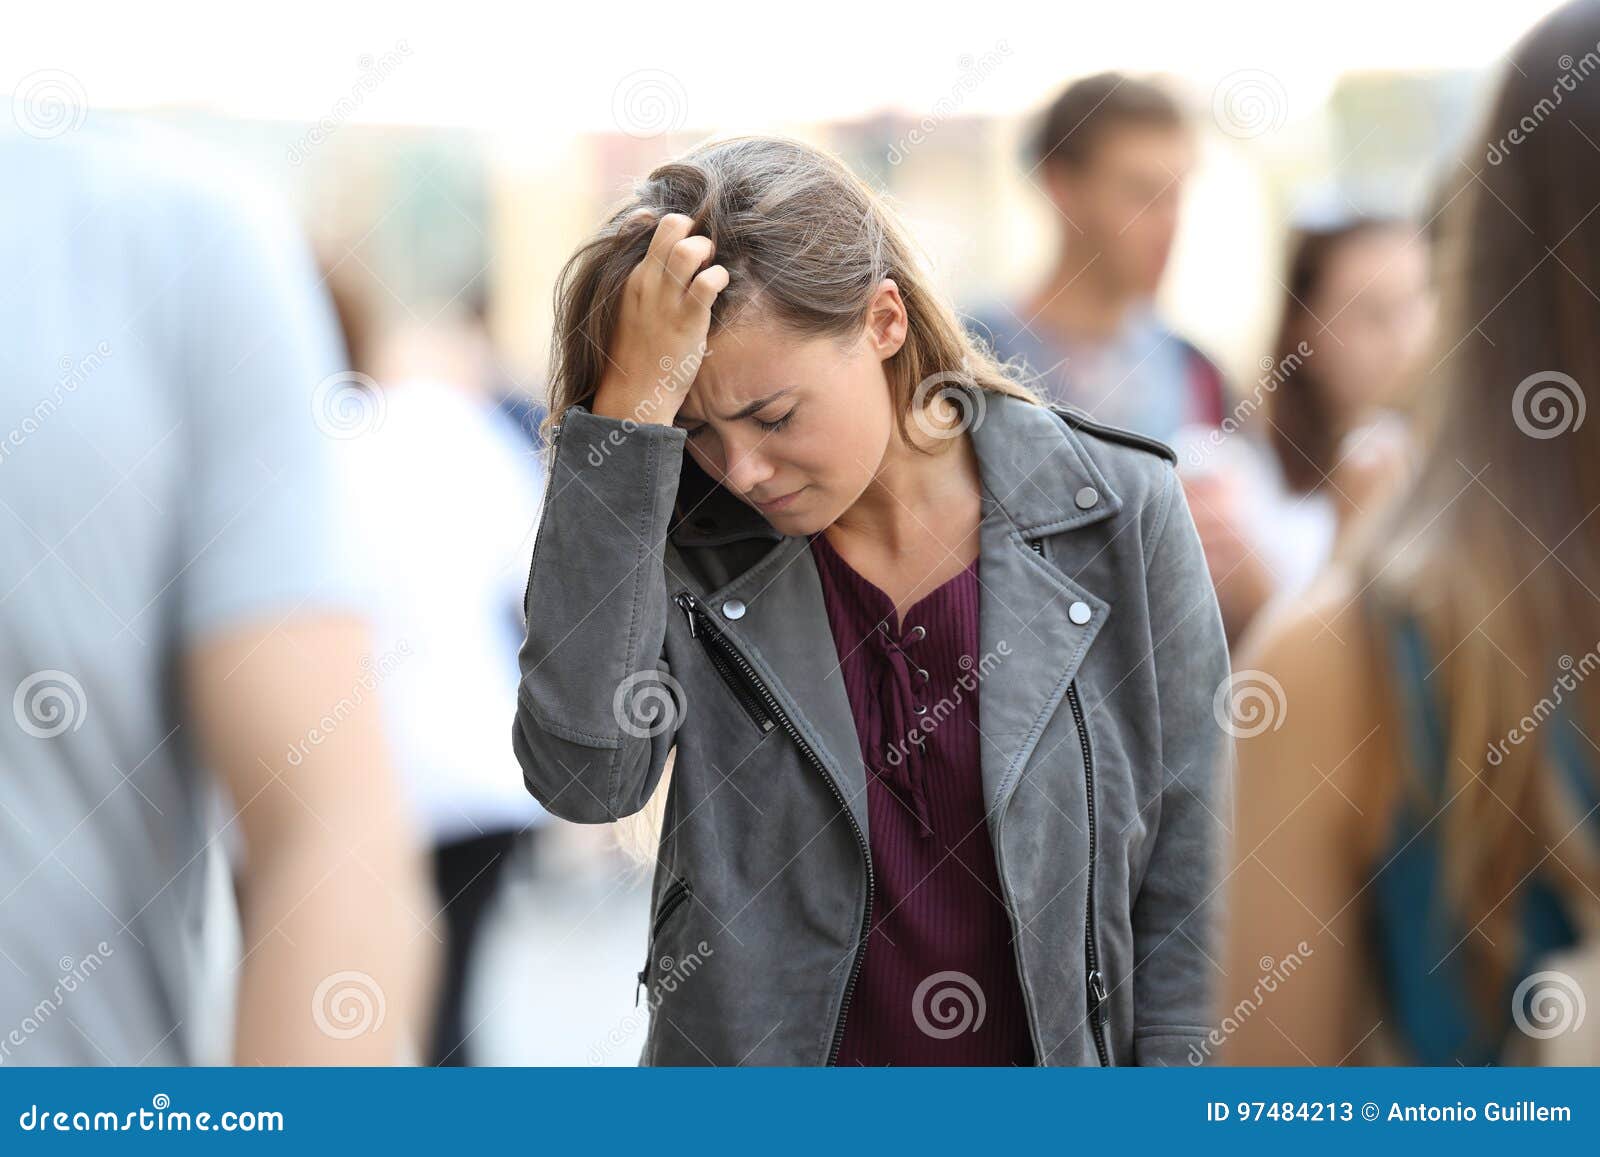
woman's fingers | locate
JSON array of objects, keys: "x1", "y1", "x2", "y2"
[
  {"x1": 686, "y1": 263, "x2": 730, "y2": 312},
  {"x1": 641, "y1": 213, "x2": 695, "y2": 289},
  {"x1": 664, "y1": 235, "x2": 716, "y2": 297}
]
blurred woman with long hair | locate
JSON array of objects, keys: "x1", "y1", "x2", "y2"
[{"x1": 1224, "y1": 0, "x2": 1600, "y2": 1065}]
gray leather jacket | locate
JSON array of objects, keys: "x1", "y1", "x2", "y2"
[{"x1": 513, "y1": 384, "x2": 1232, "y2": 1066}]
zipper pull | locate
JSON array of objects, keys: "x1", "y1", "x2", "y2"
[
  {"x1": 636, "y1": 967, "x2": 647, "y2": 1008},
  {"x1": 1087, "y1": 969, "x2": 1109, "y2": 1028},
  {"x1": 676, "y1": 592, "x2": 699, "y2": 637}
]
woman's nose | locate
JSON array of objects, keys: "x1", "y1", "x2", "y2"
[{"x1": 722, "y1": 436, "x2": 776, "y2": 494}]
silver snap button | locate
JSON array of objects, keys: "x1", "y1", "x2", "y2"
[
  {"x1": 1075, "y1": 486, "x2": 1099, "y2": 510},
  {"x1": 907, "y1": 624, "x2": 926, "y2": 641},
  {"x1": 1068, "y1": 600, "x2": 1091, "y2": 625},
  {"x1": 721, "y1": 598, "x2": 747, "y2": 621}
]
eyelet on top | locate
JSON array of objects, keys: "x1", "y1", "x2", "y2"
[{"x1": 907, "y1": 624, "x2": 926, "y2": 641}]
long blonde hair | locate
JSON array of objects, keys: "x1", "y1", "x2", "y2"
[{"x1": 541, "y1": 135, "x2": 1042, "y2": 863}]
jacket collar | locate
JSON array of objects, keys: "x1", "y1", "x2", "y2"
[
  {"x1": 669, "y1": 383, "x2": 1122, "y2": 547},
  {"x1": 667, "y1": 384, "x2": 1124, "y2": 835}
]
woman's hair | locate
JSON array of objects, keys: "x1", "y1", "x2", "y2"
[
  {"x1": 543, "y1": 135, "x2": 1044, "y2": 864},
  {"x1": 541, "y1": 135, "x2": 1040, "y2": 445},
  {"x1": 1358, "y1": 0, "x2": 1600, "y2": 1023},
  {"x1": 1266, "y1": 217, "x2": 1406, "y2": 493}
]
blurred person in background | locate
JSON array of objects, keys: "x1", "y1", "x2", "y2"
[
  {"x1": 0, "y1": 122, "x2": 433, "y2": 1065},
  {"x1": 969, "y1": 72, "x2": 1227, "y2": 443},
  {"x1": 321, "y1": 265, "x2": 551, "y2": 1066},
  {"x1": 1223, "y1": 0, "x2": 1600, "y2": 1066},
  {"x1": 1175, "y1": 213, "x2": 1435, "y2": 641}
]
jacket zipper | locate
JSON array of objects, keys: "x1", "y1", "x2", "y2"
[
  {"x1": 1033, "y1": 536, "x2": 1110, "y2": 1065},
  {"x1": 673, "y1": 589, "x2": 875, "y2": 1065},
  {"x1": 637, "y1": 876, "x2": 694, "y2": 1007},
  {"x1": 1068, "y1": 679, "x2": 1110, "y2": 1066}
]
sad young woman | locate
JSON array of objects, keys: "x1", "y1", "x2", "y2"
[{"x1": 513, "y1": 136, "x2": 1231, "y2": 1065}]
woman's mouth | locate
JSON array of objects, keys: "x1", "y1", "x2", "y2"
[{"x1": 753, "y1": 486, "x2": 806, "y2": 513}]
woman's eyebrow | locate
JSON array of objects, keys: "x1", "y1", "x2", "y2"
[{"x1": 717, "y1": 386, "x2": 798, "y2": 421}]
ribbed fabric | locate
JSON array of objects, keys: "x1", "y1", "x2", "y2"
[{"x1": 808, "y1": 531, "x2": 1035, "y2": 1066}]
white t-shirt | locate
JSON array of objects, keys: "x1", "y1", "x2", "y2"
[{"x1": 338, "y1": 380, "x2": 549, "y2": 844}]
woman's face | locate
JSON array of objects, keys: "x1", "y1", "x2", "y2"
[
  {"x1": 672, "y1": 284, "x2": 909, "y2": 536},
  {"x1": 1305, "y1": 227, "x2": 1435, "y2": 417}
]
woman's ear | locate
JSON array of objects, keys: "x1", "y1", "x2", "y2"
[{"x1": 865, "y1": 278, "x2": 909, "y2": 361}]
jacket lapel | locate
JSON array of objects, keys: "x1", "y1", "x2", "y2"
[{"x1": 665, "y1": 385, "x2": 1123, "y2": 837}]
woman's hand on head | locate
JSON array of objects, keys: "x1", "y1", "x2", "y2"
[{"x1": 591, "y1": 212, "x2": 729, "y2": 425}]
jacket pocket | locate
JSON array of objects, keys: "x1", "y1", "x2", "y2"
[{"x1": 637, "y1": 875, "x2": 694, "y2": 1005}]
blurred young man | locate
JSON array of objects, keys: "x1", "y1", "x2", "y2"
[
  {"x1": 0, "y1": 122, "x2": 433, "y2": 1065},
  {"x1": 973, "y1": 72, "x2": 1225, "y2": 442}
]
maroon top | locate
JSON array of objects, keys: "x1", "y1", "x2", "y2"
[{"x1": 808, "y1": 530, "x2": 1035, "y2": 1066}]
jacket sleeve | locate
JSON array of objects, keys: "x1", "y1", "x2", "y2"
[
  {"x1": 1130, "y1": 468, "x2": 1235, "y2": 1064},
  {"x1": 512, "y1": 403, "x2": 688, "y2": 823}
]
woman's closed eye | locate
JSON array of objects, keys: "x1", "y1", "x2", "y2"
[{"x1": 683, "y1": 408, "x2": 795, "y2": 439}]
